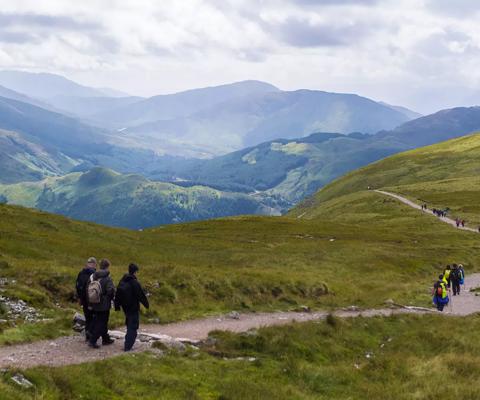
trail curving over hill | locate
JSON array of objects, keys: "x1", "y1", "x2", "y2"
[
  {"x1": 2, "y1": 273, "x2": 480, "y2": 369},
  {"x1": 375, "y1": 190, "x2": 478, "y2": 233}
]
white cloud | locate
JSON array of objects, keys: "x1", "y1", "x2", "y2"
[{"x1": 0, "y1": 0, "x2": 479, "y2": 113}]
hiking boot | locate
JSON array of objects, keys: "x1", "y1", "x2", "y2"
[
  {"x1": 102, "y1": 338, "x2": 115, "y2": 345},
  {"x1": 88, "y1": 342, "x2": 100, "y2": 349}
]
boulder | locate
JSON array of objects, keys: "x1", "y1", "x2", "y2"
[
  {"x1": 72, "y1": 312, "x2": 86, "y2": 332},
  {"x1": 11, "y1": 373, "x2": 33, "y2": 388},
  {"x1": 226, "y1": 311, "x2": 240, "y2": 320}
]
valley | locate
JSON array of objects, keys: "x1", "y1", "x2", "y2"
[{"x1": 1, "y1": 72, "x2": 480, "y2": 400}]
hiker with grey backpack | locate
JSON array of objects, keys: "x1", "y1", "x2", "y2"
[
  {"x1": 87, "y1": 259, "x2": 115, "y2": 349},
  {"x1": 75, "y1": 257, "x2": 97, "y2": 342}
]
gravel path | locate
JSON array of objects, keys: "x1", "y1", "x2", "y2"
[
  {"x1": 1, "y1": 191, "x2": 478, "y2": 370},
  {"x1": 375, "y1": 190, "x2": 478, "y2": 233},
  {"x1": 2, "y1": 273, "x2": 480, "y2": 369}
]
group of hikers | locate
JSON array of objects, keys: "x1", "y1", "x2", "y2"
[
  {"x1": 432, "y1": 264, "x2": 465, "y2": 311},
  {"x1": 421, "y1": 203, "x2": 474, "y2": 230},
  {"x1": 75, "y1": 257, "x2": 149, "y2": 351}
]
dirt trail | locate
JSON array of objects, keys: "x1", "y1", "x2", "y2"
[
  {"x1": 375, "y1": 190, "x2": 478, "y2": 233},
  {"x1": 1, "y1": 190, "x2": 478, "y2": 370},
  {"x1": 2, "y1": 273, "x2": 480, "y2": 369}
]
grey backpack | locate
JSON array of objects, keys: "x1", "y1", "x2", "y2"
[{"x1": 87, "y1": 275, "x2": 102, "y2": 304}]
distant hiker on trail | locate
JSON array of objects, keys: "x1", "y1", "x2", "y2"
[
  {"x1": 456, "y1": 218, "x2": 460, "y2": 228},
  {"x1": 461, "y1": 220, "x2": 466, "y2": 228},
  {"x1": 450, "y1": 264, "x2": 461, "y2": 296},
  {"x1": 443, "y1": 265, "x2": 452, "y2": 289},
  {"x1": 88, "y1": 259, "x2": 115, "y2": 349},
  {"x1": 114, "y1": 263, "x2": 149, "y2": 352},
  {"x1": 75, "y1": 257, "x2": 97, "y2": 342},
  {"x1": 433, "y1": 274, "x2": 449, "y2": 311}
]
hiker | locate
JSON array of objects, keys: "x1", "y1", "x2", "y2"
[
  {"x1": 443, "y1": 265, "x2": 452, "y2": 289},
  {"x1": 75, "y1": 257, "x2": 97, "y2": 341},
  {"x1": 456, "y1": 218, "x2": 460, "y2": 228},
  {"x1": 458, "y1": 264, "x2": 465, "y2": 286},
  {"x1": 114, "y1": 263, "x2": 149, "y2": 352},
  {"x1": 461, "y1": 220, "x2": 465, "y2": 228},
  {"x1": 88, "y1": 259, "x2": 115, "y2": 349},
  {"x1": 450, "y1": 264, "x2": 461, "y2": 296},
  {"x1": 433, "y1": 274, "x2": 449, "y2": 311}
]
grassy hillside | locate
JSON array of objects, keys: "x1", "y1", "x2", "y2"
[
  {"x1": 3, "y1": 314, "x2": 480, "y2": 399},
  {"x1": 156, "y1": 108, "x2": 480, "y2": 209},
  {"x1": 1, "y1": 178, "x2": 479, "y2": 344},
  {"x1": 0, "y1": 167, "x2": 275, "y2": 228},
  {"x1": 292, "y1": 132, "x2": 480, "y2": 226},
  {"x1": 2, "y1": 128, "x2": 480, "y2": 398}
]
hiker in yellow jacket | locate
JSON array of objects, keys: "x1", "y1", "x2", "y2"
[
  {"x1": 443, "y1": 265, "x2": 452, "y2": 288},
  {"x1": 433, "y1": 274, "x2": 449, "y2": 312}
]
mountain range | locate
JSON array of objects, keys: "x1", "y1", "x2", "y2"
[
  {"x1": 0, "y1": 71, "x2": 416, "y2": 157},
  {"x1": 1, "y1": 70, "x2": 480, "y2": 226}
]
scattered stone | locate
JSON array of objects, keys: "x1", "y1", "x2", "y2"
[
  {"x1": 11, "y1": 373, "x2": 34, "y2": 388},
  {"x1": 0, "y1": 278, "x2": 16, "y2": 286},
  {"x1": 0, "y1": 295, "x2": 41, "y2": 322},
  {"x1": 204, "y1": 337, "x2": 218, "y2": 346},
  {"x1": 108, "y1": 330, "x2": 125, "y2": 339},
  {"x1": 176, "y1": 337, "x2": 202, "y2": 345},
  {"x1": 226, "y1": 311, "x2": 240, "y2": 320},
  {"x1": 72, "y1": 312, "x2": 86, "y2": 332},
  {"x1": 384, "y1": 299, "x2": 395, "y2": 307},
  {"x1": 329, "y1": 238, "x2": 335, "y2": 242},
  {"x1": 138, "y1": 334, "x2": 151, "y2": 343},
  {"x1": 365, "y1": 351, "x2": 374, "y2": 359},
  {"x1": 346, "y1": 305, "x2": 360, "y2": 312},
  {"x1": 354, "y1": 363, "x2": 360, "y2": 369}
]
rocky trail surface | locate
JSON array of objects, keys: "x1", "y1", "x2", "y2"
[{"x1": 2, "y1": 273, "x2": 480, "y2": 369}]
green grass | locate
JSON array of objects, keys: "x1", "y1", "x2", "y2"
[
  {"x1": 1, "y1": 129, "x2": 480, "y2": 397},
  {"x1": 293, "y1": 132, "x2": 480, "y2": 227},
  {"x1": 1, "y1": 182, "x2": 479, "y2": 344},
  {"x1": 3, "y1": 314, "x2": 480, "y2": 399}
]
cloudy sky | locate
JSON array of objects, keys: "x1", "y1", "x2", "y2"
[{"x1": 0, "y1": 0, "x2": 479, "y2": 113}]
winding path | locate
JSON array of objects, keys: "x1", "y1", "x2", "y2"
[
  {"x1": 1, "y1": 273, "x2": 480, "y2": 369},
  {"x1": 375, "y1": 190, "x2": 478, "y2": 233},
  {"x1": 1, "y1": 190, "x2": 479, "y2": 370}
]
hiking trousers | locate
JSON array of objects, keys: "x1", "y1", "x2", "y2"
[
  {"x1": 452, "y1": 281, "x2": 461, "y2": 295},
  {"x1": 124, "y1": 311, "x2": 140, "y2": 351},
  {"x1": 82, "y1": 305, "x2": 94, "y2": 337},
  {"x1": 90, "y1": 310, "x2": 111, "y2": 345}
]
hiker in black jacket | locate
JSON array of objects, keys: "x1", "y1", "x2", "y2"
[
  {"x1": 88, "y1": 259, "x2": 115, "y2": 349},
  {"x1": 75, "y1": 257, "x2": 97, "y2": 341},
  {"x1": 115, "y1": 263, "x2": 149, "y2": 351},
  {"x1": 451, "y1": 264, "x2": 461, "y2": 296}
]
